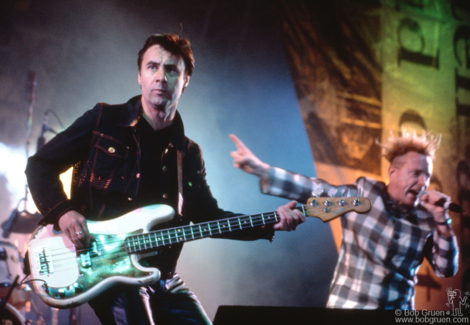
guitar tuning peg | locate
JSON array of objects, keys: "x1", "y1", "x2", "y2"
[
  {"x1": 339, "y1": 199, "x2": 346, "y2": 206},
  {"x1": 353, "y1": 198, "x2": 360, "y2": 206}
]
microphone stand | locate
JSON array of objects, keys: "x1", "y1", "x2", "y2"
[
  {"x1": 15, "y1": 74, "x2": 69, "y2": 325},
  {"x1": 24, "y1": 71, "x2": 37, "y2": 212},
  {"x1": 2, "y1": 71, "x2": 37, "y2": 239},
  {"x1": 36, "y1": 109, "x2": 58, "y2": 152},
  {"x1": 1, "y1": 200, "x2": 24, "y2": 239}
]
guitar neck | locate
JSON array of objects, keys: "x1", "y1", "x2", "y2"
[
  {"x1": 124, "y1": 196, "x2": 371, "y2": 254},
  {"x1": 124, "y1": 206, "x2": 306, "y2": 254}
]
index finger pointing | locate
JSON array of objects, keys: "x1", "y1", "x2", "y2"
[{"x1": 229, "y1": 134, "x2": 247, "y2": 150}]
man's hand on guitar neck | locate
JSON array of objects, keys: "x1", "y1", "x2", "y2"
[
  {"x1": 58, "y1": 210, "x2": 93, "y2": 249},
  {"x1": 274, "y1": 200, "x2": 306, "y2": 231}
]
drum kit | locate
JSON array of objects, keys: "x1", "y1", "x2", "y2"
[{"x1": 0, "y1": 212, "x2": 45, "y2": 325}]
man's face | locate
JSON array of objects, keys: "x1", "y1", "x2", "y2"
[
  {"x1": 388, "y1": 151, "x2": 433, "y2": 207},
  {"x1": 138, "y1": 44, "x2": 189, "y2": 119}
]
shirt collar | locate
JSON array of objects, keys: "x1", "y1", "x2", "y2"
[
  {"x1": 384, "y1": 187, "x2": 417, "y2": 221},
  {"x1": 118, "y1": 95, "x2": 186, "y2": 153}
]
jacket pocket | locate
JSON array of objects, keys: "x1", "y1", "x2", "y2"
[{"x1": 89, "y1": 134, "x2": 130, "y2": 189}]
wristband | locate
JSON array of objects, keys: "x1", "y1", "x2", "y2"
[{"x1": 436, "y1": 218, "x2": 452, "y2": 226}]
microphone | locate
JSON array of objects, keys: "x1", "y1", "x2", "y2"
[
  {"x1": 433, "y1": 198, "x2": 463, "y2": 213},
  {"x1": 418, "y1": 191, "x2": 463, "y2": 213}
]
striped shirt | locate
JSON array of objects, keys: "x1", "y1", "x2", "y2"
[{"x1": 261, "y1": 167, "x2": 459, "y2": 309}]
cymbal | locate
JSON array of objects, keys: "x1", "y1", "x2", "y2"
[{"x1": 1, "y1": 211, "x2": 42, "y2": 234}]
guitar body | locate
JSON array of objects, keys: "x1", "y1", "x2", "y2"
[{"x1": 28, "y1": 204, "x2": 174, "y2": 308}]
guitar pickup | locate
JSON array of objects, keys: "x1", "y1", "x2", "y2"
[
  {"x1": 80, "y1": 252, "x2": 92, "y2": 268},
  {"x1": 38, "y1": 247, "x2": 54, "y2": 275},
  {"x1": 79, "y1": 241, "x2": 101, "y2": 268}
]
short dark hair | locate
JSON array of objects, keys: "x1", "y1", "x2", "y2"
[{"x1": 137, "y1": 33, "x2": 195, "y2": 76}]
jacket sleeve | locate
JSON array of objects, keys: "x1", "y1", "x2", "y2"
[
  {"x1": 181, "y1": 142, "x2": 273, "y2": 241},
  {"x1": 260, "y1": 167, "x2": 360, "y2": 204},
  {"x1": 25, "y1": 104, "x2": 101, "y2": 225},
  {"x1": 425, "y1": 226, "x2": 459, "y2": 278}
]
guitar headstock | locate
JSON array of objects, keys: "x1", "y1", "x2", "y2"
[{"x1": 304, "y1": 197, "x2": 371, "y2": 222}]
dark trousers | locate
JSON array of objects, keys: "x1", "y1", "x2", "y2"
[{"x1": 88, "y1": 274, "x2": 212, "y2": 325}]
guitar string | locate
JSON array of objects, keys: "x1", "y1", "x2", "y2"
[
  {"x1": 34, "y1": 203, "x2": 329, "y2": 258},
  {"x1": 35, "y1": 206, "x2": 300, "y2": 256},
  {"x1": 33, "y1": 214, "x2": 284, "y2": 274},
  {"x1": 37, "y1": 211, "x2": 284, "y2": 259},
  {"x1": 30, "y1": 204, "x2": 338, "y2": 263},
  {"x1": 30, "y1": 204, "x2": 330, "y2": 275},
  {"x1": 31, "y1": 203, "x2": 351, "y2": 274}
]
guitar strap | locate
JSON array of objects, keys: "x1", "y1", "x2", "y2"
[{"x1": 177, "y1": 150, "x2": 184, "y2": 217}]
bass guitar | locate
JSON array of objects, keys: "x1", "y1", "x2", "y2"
[{"x1": 27, "y1": 196, "x2": 371, "y2": 308}]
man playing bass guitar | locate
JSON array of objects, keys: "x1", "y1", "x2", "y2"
[{"x1": 25, "y1": 33, "x2": 305, "y2": 325}]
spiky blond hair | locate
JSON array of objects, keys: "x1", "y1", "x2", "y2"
[{"x1": 378, "y1": 129, "x2": 441, "y2": 163}]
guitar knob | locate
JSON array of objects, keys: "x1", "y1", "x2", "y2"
[
  {"x1": 353, "y1": 198, "x2": 360, "y2": 206},
  {"x1": 339, "y1": 199, "x2": 346, "y2": 206},
  {"x1": 310, "y1": 200, "x2": 318, "y2": 207},
  {"x1": 74, "y1": 282, "x2": 84, "y2": 293},
  {"x1": 324, "y1": 199, "x2": 332, "y2": 206}
]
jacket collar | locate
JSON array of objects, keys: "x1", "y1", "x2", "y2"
[{"x1": 119, "y1": 95, "x2": 186, "y2": 153}]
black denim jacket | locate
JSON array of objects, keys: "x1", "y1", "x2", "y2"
[{"x1": 25, "y1": 96, "x2": 272, "y2": 274}]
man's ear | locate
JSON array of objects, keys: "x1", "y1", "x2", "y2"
[
  {"x1": 182, "y1": 75, "x2": 190, "y2": 93},
  {"x1": 138, "y1": 71, "x2": 142, "y2": 87},
  {"x1": 388, "y1": 163, "x2": 397, "y2": 180}
]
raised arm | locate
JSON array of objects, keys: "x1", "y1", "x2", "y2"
[
  {"x1": 229, "y1": 134, "x2": 270, "y2": 181},
  {"x1": 229, "y1": 134, "x2": 358, "y2": 204}
]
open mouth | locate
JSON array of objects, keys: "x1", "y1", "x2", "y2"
[
  {"x1": 408, "y1": 189, "x2": 421, "y2": 199},
  {"x1": 409, "y1": 190, "x2": 419, "y2": 196}
]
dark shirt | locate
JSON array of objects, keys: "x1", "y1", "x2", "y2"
[{"x1": 135, "y1": 118, "x2": 173, "y2": 208}]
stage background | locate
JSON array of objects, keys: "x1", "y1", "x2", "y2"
[{"x1": 0, "y1": 0, "x2": 468, "y2": 323}]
